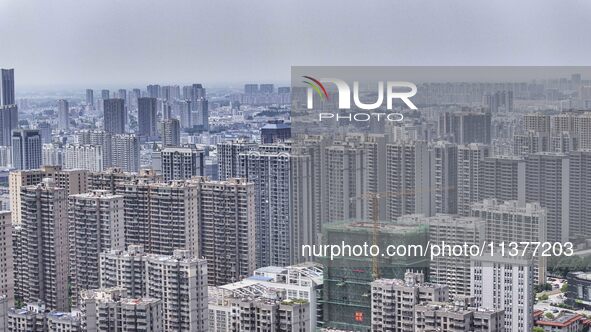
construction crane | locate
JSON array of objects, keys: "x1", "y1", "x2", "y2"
[{"x1": 351, "y1": 185, "x2": 451, "y2": 280}]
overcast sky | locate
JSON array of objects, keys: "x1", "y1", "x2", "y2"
[{"x1": 2, "y1": 0, "x2": 591, "y2": 88}]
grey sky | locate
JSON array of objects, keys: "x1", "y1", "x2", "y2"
[{"x1": 2, "y1": 0, "x2": 591, "y2": 88}]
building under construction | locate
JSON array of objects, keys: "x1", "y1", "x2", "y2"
[{"x1": 320, "y1": 219, "x2": 429, "y2": 331}]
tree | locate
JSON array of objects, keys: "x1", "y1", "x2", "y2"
[
  {"x1": 538, "y1": 293, "x2": 549, "y2": 301},
  {"x1": 545, "y1": 312, "x2": 555, "y2": 319},
  {"x1": 561, "y1": 282, "x2": 569, "y2": 293},
  {"x1": 533, "y1": 327, "x2": 545, "y2": 332}
]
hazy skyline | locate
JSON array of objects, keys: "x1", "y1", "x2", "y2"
[{"x1": 2, "y1": 0, "x2": 591, "y2": 88}]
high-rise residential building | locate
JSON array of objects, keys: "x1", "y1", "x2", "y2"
[
  {"x1": 111, "y1": 134, "x2": 139, "y2": 172},
  {"x1": 137, "y1": 97, "x2": 157, "y2": 140},
  {"x1": 471, "y1": 255, "x2": 534, "y2": 332},
  {"x1": 1, "y1": 68, "x2": 15, "y2": 106},
  {"x1": 99, "y1": 246, "x2": 209, "y2": 331},
  {"x1": 161, "y1": 146, "x2": 204, "y2": 181},
  {"x1": 513, "y1": 130, "x2": 549, "y2": 155},
  {"x1": 85, "y1": 89, "x2": 94, "y2": 107},
  {"x1": 217, "y1": 140, "x2": 258, "y2": 180},
  {"x1": 77, "y1": 129, "x2": 113, "y2": 167},
  {"x1": 194, "y1": 177, "x2": 255, "y2": 285},
  {"x1": 0, "y1": 104, "x2": 19, "y2": 145},
  {"x1": 371, "y1": 272, "x2": 448, "y2": 332},
  {"x1": 471, "y1": 199, "x2": 547, "y2": 284},
  {"x1": 438, "y1": 110, "x2": 491, "y2": 144},
  {"x1": 425, "y1": 214, "x2": 485, "y2": 299},
  {"x1": 569, "y1": 150, "x2": 591, "y2": 241},
  {"x1": 64, "y1": 144, "x2": 104, "y2": 172},
  {"x1": 209, "y1": 285, "x2": 310, "y2": 332},
  {"x1": 386, "y1": 140, "x2": 431, "y2": 219},
  {"x1": 103, "y1": 98, "x2": 126, "y2": 134},
  {"x1": 524, "y1": 113, "x2": 551, "y2": 133},
  {"x1": 481, "y1": 156, "x2": 526, "y2": 204},
  {"x1": 0, "y1": 212, "x2": 14, "y2": 308},
  {"x1": 57, "y1": 99, "x2": 69, "y2": 130},
  {"x1": 37, "y1": 121, "x2": 52, "y2": 143},
  {"x1": 193, "y1": 98, "x2": 209, "y2": 130},
  {"x1": 0, "y1": 145, "x2": 10, "y2": 167},
  {"x1": 101, "y1": 89, "x2": 110, "y2": 100},
  {"x1": 122, "y1": 180, "x2": 200, "y2": 256},
  {"x1": 80, "y1": 287, "x2": 163, "y2": 332},
  {"x1": 575, "y1": 112, "x2": 591, "y2": 149},
  {"x1": 0, "y1": 296, "x2": 7, "y2": 331},
  {"x1": 87, "y1": 168, "x2": 161, "y2": 194},
  {"x1": 244, "y1": 84, "x2": 259, "y2": 95},
  {"x1": 259, "y1": 84, "x2": 274, "y2": 94},
  {"x1": 160, "y1": 118, "x2": 181, "y2": 146},
  {"x1": 69, "y1": 190, "x2": 124, "y2": 302},
  {"x1": 147, "y1": 84, "x2": 161, "y2": 99},
  {"x1": 9, "y1": 165, "x2": 88, "y2": 224},
  {"x1": 42, "y1": 143, "x2": 63, "y2": 167},
  {"x1": 11, "y1": 129, "x2": 42, "y2": 170},
  {"x1": 20, "y1": 178, "x2": 69, "y2": 310},
  {"x1": 457, "y1": 143, "x2": 490, "y2": 216},
  {"x1": 484, "y1": 90, "x2": 513, "y2": 113},
  {"x1": 180, "y1": 99, "x2": 192, "y2": 129},
  {"x1": 525, "y1": 152, "x2": 569, "y2": 243},
  {"x1": 430, "y1": 141, "x2": 458, "y2": 214},
  {"x1": 322, "y1": 220, "x2": 429, "y2": 331}
]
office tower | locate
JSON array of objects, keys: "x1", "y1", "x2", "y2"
[
  {"x1": 525, "y1": 152, "x2": 569, "y2": 242},
  {"x1": 99, "y1": 246, "x2": 209, "y2": 331},
  {"x1": 137, "y1": 97, "x2": 157, "y2": 140},
  {"x1": 238, "y1": 145, "x2": 292, "y2": 267},
  {"x1": 471, "y1": 255, "x2": 534, "y2": 332},
  {"x1": 322, "y1": 220, "x2": 428, "y2": 331},
  {"x1": 69, "y1": 190, "x2": 124, "y2": 302},
  {"x1": 261, "y1": 120, "x2": 291, "y2": 143},
  {"x1": 371, "y1": 272, "x2": 448, "y2": 332},
  {"x1": 209, "y1": 285, "x2": 310, "y2": 332},
  {"x1": 1, "y1": 69, "x2": 15, "y2": 106},
  {"x1": 569, "y1": 150, "x2": 591, "y2": 241},
  {"x1": 385, "y1": 140, "x2": 431, "y2": 219},
  {"x1": 179, "y1": 99, "x2": 192, "y2": 129},
  {"x1": 194, "y1": 97, "x2": 209, "y2": 130},
  {"x1": 85, "y1": 89, "x2": 94, "y2": 107},
  {"x1": 217, "y1": 140, "x2": 258, "y2": 180},
  {"x1": 426, "y1": 215, "x2": 485, "y2": 299},
  {"x1": 80, "y1": 288, "x2": 163, "y2": 332},
  {"x1": 244, "y1": 84, "x2": 259, "y2": 95},
  {"x1": 111, "y1": 134, "x2": 139, "y2": 172},
  {"x1": 77, "y1": 129, "x2": 112, "y2": 167},
  {"x1": 430, "y1": 141, "x2": 458, "y2": 214},
  {"x1": 147, "y1": 84, "x2": 161, "y2": 99},
  {"x1": 160, "y1": 146, "x2": 204, "y2": 181},
  {"x1": 37, "y1": 121, "x2": 52, "y2": 143},
  {"x1": 438, "y1": 110, "x2": 491, "y2": 144},
  {"x1": 471, "y1": 199, "x2": 547, "y2": 284},
  {"x1": 0, "y1": 104, "x2": 18, "y2": 145},
  {"x1": 457, "y1": 143, "x2": 490, "y2": 216},
  {"x1": 481, "y1": 156, "x2": 525, "y2": 203},
  {"x1": 0, "y1": 212, "x2": 14, "y2": 308},
  {"x1": 57, "y1": 99, "x2": 69, "y2": 130},
  {"x1": 101, "y1": 89, "x2": 110, "y2": 100},
  {"x1": 122, "y1": 181, "x2": 200, "y2": 256},
  {"x1": 160, "y1": 118, "x2": 181, "y2": 146},
  {"x1": 103, "y1": 98, "x2": 126, "y2": 134},
  {"x1": 64, "y1": 144, "x2": 104, "y2": 172},
  {"x1": 194, "y1": 177, "x2": 255, "y2": 285},
  {"x1": 9, "y1": 166, "x2": 88, "y2": 224},
  {"x1": 11, "y1": 129, "x2": 42, "y2": 170},
  {"x1": 20, "y1": 178, "x2": 69, "y2": 310}
]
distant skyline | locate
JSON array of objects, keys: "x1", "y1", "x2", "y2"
[{"x1": 2, "y1": 0, "x2": 591, "y2": 88}]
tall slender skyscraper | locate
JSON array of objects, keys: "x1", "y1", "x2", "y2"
[
  {"x1": 103, "y1": 98, "x2": 126, "y2": 134},
  {"x1": 138, "y1": 97, "x2": 157, "y2": 140},
  {"x1": 0, "y1": 104, "x2": 18, "y2": 146},
  {"x1": 11, "y1": 129, "x2": 42, "y2": 170},
  {"x1": 0, "y1": 211, "x2": 14, "y2": 308},
  {"x1": 85, "y1": 89, "x2": 94, "y2": 107},
  {"x1": 57, "y1": 99, "x2": 69, "y2": 130},
  {"x1": 20, "y1": 178, "x2": 69, "y2": 311},
  {"x1": 456, "y1": 143, "x2": 490, "y2": 216},
  {"x1": 429, "y1": 141, "x2": 458, "y2": 215},
  {"x1": 1, "y1": 69, "x2": 15, "y2": 106}
]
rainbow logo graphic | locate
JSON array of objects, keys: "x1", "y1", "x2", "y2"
[{"x1": 302, "y1": 76, "x2": 329, "y2": 101}]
